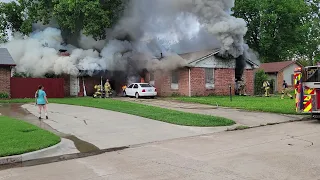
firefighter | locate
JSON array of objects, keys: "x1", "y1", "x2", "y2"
[
  {"x1": 93, "y1": 85, "x2": 102, "y2": 98},
  {"x1": 122, "y1": 85, "x2": 127, "y2": 96},
  {"x1": 281, "y1": 80, "x2": 293, "y2": 99},
  {"x1": 262, "y1": 80, "x2": 270, "y2": 97},
  {"x1": 235, "y1": 80, "x2": 239, "y2": 95},
  {"x1": 238, "y1": 78, "x2": 247, "y2": 96},
  {"x1": 104, "y1": 79, "x2": 111, "y2": 98}
]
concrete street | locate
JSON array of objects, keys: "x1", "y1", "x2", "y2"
[{"x1": 1, "y1": 120, "x2": 320, "y2": 180}]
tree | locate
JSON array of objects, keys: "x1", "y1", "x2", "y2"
[
  {"x1": 233, "y1": 0, "x2": 310, "y2": 63},
  {"x1": 0, "y1": 1, "x2": 29, "y2": 40},
  {"x1": 294, "y1": 0, "x2": 320, "y2": 65},
  {"x1": 21, "y1": 0, "x2": 124, "y2": 40},
  {"x1": 254, "y1": 70, "x2": 268, "y2": 95},
  {"x1": 0, "y1": 0, "x2": 124, "y2": 42}
]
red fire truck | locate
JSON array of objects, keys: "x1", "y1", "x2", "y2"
[{"x1": 294, "y1": 65, "x2": 320, "y2": 119}]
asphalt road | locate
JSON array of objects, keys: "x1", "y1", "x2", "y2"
[{"x1": 1, "y1": 120, "x2": 320, "y2": 180}]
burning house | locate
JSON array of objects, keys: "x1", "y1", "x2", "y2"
[
  {"x1": 0, "y1": 0, "x2": 260, "y2": 98},
  {"x1": 146, "y1": 49, "x2": 258, "y2": 97}
]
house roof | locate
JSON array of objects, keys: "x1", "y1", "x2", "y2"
[
  {"x1": 177, "y1": 49, "x2": 259, "y2": 68},
  {"x1": 0, "y1": 48, "x2": 16, "y2": 66},
  {"x1": 179, "y1": 49, "x2": 219, "y2": 64},
  {"x1": 259, "y1": 61, "x2": 296, "y2": 73}
]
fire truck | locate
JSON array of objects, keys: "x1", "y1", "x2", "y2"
[{"x1": 294, "y1": 65, "x2": 320, "y2": 119}]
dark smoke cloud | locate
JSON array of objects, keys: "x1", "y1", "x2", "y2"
[{"x1": 1, "y1": 0, "x2": 259, "y2": 81}]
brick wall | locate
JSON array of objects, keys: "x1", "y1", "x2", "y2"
[
  {"x1": 154, "y1": 70, "x2": 179, "y2": 96},
  {"x1": 179, "y1": 69, "x2": 189, "y2": 96},
  {"x1": 190, "y1": 68, "x2": 206, "y2": 96},
  {"x1": 213, "y1": 68, "x2": 235, "y2": 95},
  {"x1": 277, "y1": 71, "x2": 284, "y2": 93},
  {"x1": 243, "y1": 69, "x2": 254, "y2": 95},
  {"x1": 154, "y1": 67, "x2": 255, "y2": 97},
  {"x1": 0, "y1": 66, "x2": 11, "y2": 97},
  {"x1": 62, "y1": 75, "x2": 70, "y2": 97}
]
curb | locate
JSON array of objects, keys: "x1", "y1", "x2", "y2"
[
  {"x1": 0, "y1": 146, "x2": 129, "y2": 170},
  {"x1": 226, "y1": 116, "x2": 313, "y2": 132},
  {"x1": 0, "y1": 138, "x2": 65, "y2": 166}
]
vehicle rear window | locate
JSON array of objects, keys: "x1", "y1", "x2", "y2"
[{"x1": 140, "y1": 84, "x2": 152, "y2": 87}]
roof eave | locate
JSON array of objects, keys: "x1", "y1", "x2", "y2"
[
  {"x1": 0, "y1": 64, "x2": 16, "y2": 67},
  {"x1": 187, "y1": 49, "x2": 220, "y2": 65}
]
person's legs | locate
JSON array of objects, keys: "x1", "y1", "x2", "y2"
[
  {"x1": 286, "y1": 89, "x2": 293, "y2": 99},
  {"x1": 38, "y1": 105, "x2": 43, "y2": 119},
  {"x1": 281, "y1": 90, "x2": 285, "y2": 99},
  {"x1": 43, "y1": 105, "x2": 48, "y2": 119},
  {"x1": 265, "y1": 87, "x2": 269, "y2": 97}
]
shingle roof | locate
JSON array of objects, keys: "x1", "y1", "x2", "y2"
[
  {"x1": 179, "y1": 49, "x2": 219, "y2": 64},
  {"x1": 259, "y1": 61, "x2": 295, "y2": 73},
  {"x1": 178, "y1": 49, "x2": 259, "y2": 68},
  {"x1": 0, "y1": 48, "x2": 15, "y2": 66}
]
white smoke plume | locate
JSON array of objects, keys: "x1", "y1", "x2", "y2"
[{"x1": 0, "y1": 0, "x2": 256, "y2": 79}]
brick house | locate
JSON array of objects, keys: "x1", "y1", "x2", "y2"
[
  {"x1": 0, "y1": 48, "x2": 16, "y2": 97},
  {"x1": 259, "y1": 61, "x2": 302, "y2": 92},
  {"x1": 147, "y1": 49, "x2": 259, "y2": 96}
]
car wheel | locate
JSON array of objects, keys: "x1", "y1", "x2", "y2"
[{"x1": 135, "y1": 92, "x2": 139, "y2": 99}]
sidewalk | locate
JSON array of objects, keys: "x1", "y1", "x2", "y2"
[{"x1": 22, "y1": 103, "x2": 235, "y2": 150}]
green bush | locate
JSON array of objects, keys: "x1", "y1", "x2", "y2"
[
  {"x1": 12, "y1": 72, "x2": 31, "y2": 78},
  {"x1": 0, "y1": 92, "x2": 9, "y2": 98},
  {"x1": 171, "y1": 92, "x2": 181, "y2": 97},
  {"x1": 254, "y1": 70, "x2": 268, "y2": 95}
]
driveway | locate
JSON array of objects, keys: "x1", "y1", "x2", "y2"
[
  {"x1": 1, "y1": 120, "x2": 320, "y2": 180},
  {"x1": 116, "y1": 98, "x2": 305, "y2": 127},
  {"x1": 22, "y1": 103, "x2": 233, "y2": 150}
]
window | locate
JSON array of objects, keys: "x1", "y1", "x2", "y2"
[
  {"x1": 133, "y1": 84, "x2": 138, "y2": 89},
  {"x1": 140, "y1": 83, "x2": 152, "y2": 87},
  {"x1": 205, "y1": 68, "x2": 214, "y2": 89},
  {"x1": 171, "y1": 71, "x2": 179, "y2": 89},
  {"x1": 128, "y1": 84, "x2": 134, "y2": 88}
]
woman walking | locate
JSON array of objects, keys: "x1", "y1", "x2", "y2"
[{"x1": 35, "y1": 85, "x2": 49, "y2": 120}]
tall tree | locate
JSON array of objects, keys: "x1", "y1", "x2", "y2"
[
  {"x1": 233, "y1": 0, "x2": 310, "y2": 63},
  {"x1": 294, "y1": 0, "x2": 320, "y2": 65},
  {"x1": 0, "y1": 0, "x2": 124, "y2": 42},
  {"x1": 0, "y1": 1, "x2": 28, "y2": 41}
]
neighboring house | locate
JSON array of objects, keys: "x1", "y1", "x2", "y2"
[
  {"x1": 259, "y1": 61, "x2": 302, "y2": 92},
  {"x1": 147, "y1": 49, "x2": 259, "y2": 97},
  {"x1": 0, "y1": 48, "x2": 16, "y2": 97}
]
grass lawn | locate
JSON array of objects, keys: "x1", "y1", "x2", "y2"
[
  {"x1": 0, "y1": 98, "x2": 235, "y2": 127},
  {"x1": 0, "y1": 116, "x2": 60, "y2": 157},
  {"x1": 173, "y1": 96, "x2": 297, "y2": 114}
]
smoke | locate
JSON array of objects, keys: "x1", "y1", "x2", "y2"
[
  {"x1": 0, "y1": 0, "x2": 258, "y2": 81},
  {"x1": 78, "y1": 31, "x2": 107, "y2": 51},
  {"x1": 192, "y1": 0, "x2": 247, "y2": 58}
]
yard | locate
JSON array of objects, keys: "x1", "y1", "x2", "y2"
[
  {"x1": 172, "y1": 96, "x2": 296, "y2": 114},
  {"x1": 0, "y1": 98, "x2": 235, "y2": 127},
  {"x1": 0, "y1": 116, "x2": 60, "y2": 157}
]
